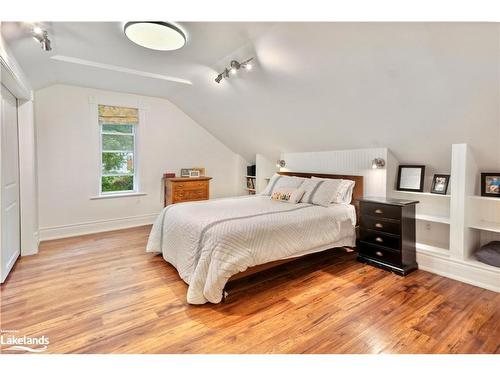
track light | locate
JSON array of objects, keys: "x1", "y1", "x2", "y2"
[
  {"x1": 32, "y1": 26, "x2": 52, "y2": 51},
  {"x1": 215, "y1": 57, "x2": 253, "y2": 83}
]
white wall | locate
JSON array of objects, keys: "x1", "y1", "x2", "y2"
[
  {"x1": 280, "y1": 148, "x2": 389, "y2": 197},
  {"x1": 35, "y1": 84, "x2": 244, "y2": 240}
]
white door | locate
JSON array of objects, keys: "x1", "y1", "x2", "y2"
[{"x1": 1, "y1": 84, "x2": 20, "y2": 283}]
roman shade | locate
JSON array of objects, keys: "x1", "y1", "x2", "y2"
[{"x1": 98, "y1": 105, "x2": 139, "y2": 125}]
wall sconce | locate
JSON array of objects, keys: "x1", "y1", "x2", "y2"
[
  {"x1": 276, "y1": 159, "x2": 286, "y2": 168},
  {"x1": 372, "y1": 158, "x2": 385, "y2": 169}
]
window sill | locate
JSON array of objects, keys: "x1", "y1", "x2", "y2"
[{"x1": 90, "y1": 192, "x2": 147, "y2": 200}]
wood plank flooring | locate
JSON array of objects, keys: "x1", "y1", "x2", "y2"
[{"x1": 1, "y1": 225, "x2": 499, "y2": 354}]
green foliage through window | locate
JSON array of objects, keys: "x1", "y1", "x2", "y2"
[
  {"x1": 102, "y1": 176, "x2": 134, "y2": 192},
  {"x1": 101, "y1": 121, "x2": 136, "y2": 193}
]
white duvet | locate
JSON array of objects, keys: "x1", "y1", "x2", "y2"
[{"x1": 147, "y1": 195, "x2": 356, "y2": 304}]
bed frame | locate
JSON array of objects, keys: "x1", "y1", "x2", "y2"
[{"x1": 225, "y1": 172, "x2": 364, "y2": 287}]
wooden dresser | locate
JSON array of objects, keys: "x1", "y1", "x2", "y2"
[
  {"x1": 357, "y1": 197, "x2": 419, "y2": 276},
  {"x1": 164, "y1": 177, "x2": 212, "y2": 206}
]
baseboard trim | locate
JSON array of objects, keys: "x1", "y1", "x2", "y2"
[
  {"x1": 417, "y1": 251, "x2": 500, "y2": 293},
  {"x1": 39, "y1": 213, "x2": 158, "y2": 241}
]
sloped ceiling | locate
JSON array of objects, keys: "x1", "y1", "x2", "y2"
[{"x1": 2, "y1": 22, "x2": 499, "y2": 171}]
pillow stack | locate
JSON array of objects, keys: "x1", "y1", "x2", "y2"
[{"x1": 262, "y1": 174, "x2": 356, "y2": 206}]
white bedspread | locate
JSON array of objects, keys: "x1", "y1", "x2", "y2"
[{"x1": 147, "y1": 195, "x2": 355, "y2": 304}]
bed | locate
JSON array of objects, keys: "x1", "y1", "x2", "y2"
[{"x1": 147, "y1": 172, "x2": 363, "y2": 304}]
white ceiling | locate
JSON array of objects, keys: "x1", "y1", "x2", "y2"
[{"x1": 2, "y1": 22, "x2": 499, "y2": 170}]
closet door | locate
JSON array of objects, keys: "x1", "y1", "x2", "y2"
[{"x1": 1, "y1": 84, "x2": 20, "y2": 283}]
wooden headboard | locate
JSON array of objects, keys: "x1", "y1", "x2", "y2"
[{"x1": 278, "y1": 171, "x2": 364, "y2": 223}]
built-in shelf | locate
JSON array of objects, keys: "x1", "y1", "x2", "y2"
[
  {"x1": 246, "y1": 188, "x2": 256, "y2": 191},
  {"x1": 246, "y1": 175, "x2": 256, "y2": 178},
  {"x1": 416, "y1": 242, "x2": 449, "y2": 256},
  {"x1": 465, "y1": 257, "x2": 500, "y2": 273},
  {"x1": 393, "y1": 190, "x2": 450, "y2": 198},
  {"x1": 469, "y1": 195, "x2": 500, "y2": 202},
  {"x1": 468, "y1": 221, "x2": 500, "y2": 233},
  {"x1": 416, "y1": 213, "x2": 450, "y2": 224}
]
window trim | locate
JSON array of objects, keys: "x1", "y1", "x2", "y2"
[{"x1": 99, "y1": 117, "x2": 138, "y2": 196}]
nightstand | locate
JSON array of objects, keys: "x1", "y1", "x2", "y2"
[{"x1": 357, "y1": 197, "x2": 419, "y2": 276}]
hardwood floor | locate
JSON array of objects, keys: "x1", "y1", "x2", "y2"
[{"x1": 1, "y1": 225, "x2": 499, "y2": 354}]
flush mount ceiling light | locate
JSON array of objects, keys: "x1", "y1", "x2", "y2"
[
  {"x1": 215, "y1": 58, "x2": 253, "y2": 84},
  {"x1": 124, "y1": 22, "x2": 186, "y2": 51}
]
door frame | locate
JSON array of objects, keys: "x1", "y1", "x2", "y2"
[{"x1": 1, "y1": 31, "x2": 37, "y2": 284}]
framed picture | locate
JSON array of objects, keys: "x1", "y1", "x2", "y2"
[
  {"x1": 190, "y1": 167, "x2": 205, "y2": 176},
  {"x1": 397, "y1": 165, "x2": 425, "y2": 192},
  {"x1": 430, "y1": 174, "x2": 450, "y2": 195},
  {"x1": 189, "y1": 170, "x2": 200, "y2": 178},
  {"x1": 481, "y1": 173, "x2": 500, "y2": 198},
  {"x1": 180, "y1": 168, "x2": 190, "y2": 177}
]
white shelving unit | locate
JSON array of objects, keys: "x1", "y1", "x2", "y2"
[
  {"x1": 389, "y1": 144, "x2": 499, "y2": 292},
  {"x1": 245, "y1": 175, "x2": 256, "y2": 195},
  {"x1": 255, "y1": 154, "x2": 277, "y2": 194}
]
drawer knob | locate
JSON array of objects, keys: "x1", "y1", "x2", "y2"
[
  {"x1": 374, "y1": 209, "x2": 383, "y2": 214},
  {"x1": 375, "y1": 223, "x2": 383, "y2": 228},
  {"x1": 375, "y1": 251, "x2": 383, "y2": 257},
  {"x1": 375, "y1": 237, "x2": 384, "y2": 243}
]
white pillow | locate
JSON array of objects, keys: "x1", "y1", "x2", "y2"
[
  {"x1": 300, "y1": 178, "x2": 343, "y2": 207},
  {"x1": 270, "y1": 187, "x2": 305, "y2": 204},
  {"x1": 261, "y1": 174, "x2": 306, "y2": 196},
  {"x1": 311, "y1": 177, "x2": 355, "y2": 204},
  {"x1": 336, "y1": 180, "x2": 355, "y2": 204}
]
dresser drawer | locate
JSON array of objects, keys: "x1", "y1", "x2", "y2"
[
  {"x1": 360, "y1": 229, "x2": 400, "y2": 251},
  {"x1": 361, "y1": 202, "x2": 401, "y2": 220},
  {"x1": 359, "y1": 242, "x2": 401, "y2": 266},
  {"x1": 173, "y1": 189, "x2": 208, "y2": 202},
  {"x1": 173, "y1": 181, "x2": 208, "y2": 191},
  {"x1": 360, "y1": 215, "x2": 400, "y2": 235}
]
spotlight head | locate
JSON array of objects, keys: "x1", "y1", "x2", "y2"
[
  {"x1": 230, "y1": 68, "x2": 237, "y2": 75},
  {"x1": 230, "y1": 60, "x2": 240, "y2": 70},
  {"x1": 245, "y1": 63, "x2": 252, "y2": 70},
  {"x1": 41, "y1": 38, "x2": 52, "y2": 51},
  {"x1": 215, "y1": 74, "x2": 223, "y2": 84},
  {"x1": 33, "y1": 26, "x2": 43, "y2": 35}
]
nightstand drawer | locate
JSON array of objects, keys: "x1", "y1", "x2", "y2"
[
  {"x1": 360, "y1": 216, "x2": 400, "y2": 235},
  {"x1": 360, "y1": 229, "x2": 400, "y2": 251},
  {"x1": 361, "y1": 202, "x2": 401, "y2": 220},
  {"x1": 359, "y1": 242, "x2": 401, "y2": 265}
]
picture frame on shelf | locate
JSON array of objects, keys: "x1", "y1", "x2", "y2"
[
  {"x1": 481, "y1": 173, "x2": 500, "y2": 198},
  {"x1": 430, "y1": 174, "x2": 450, "y2": 195},
  {"x1": 396, "y1": 165, "x2": 425, "y2": 192},
  {"x1": 180, "y1": 168, "x2": 191, "y2": 178}
]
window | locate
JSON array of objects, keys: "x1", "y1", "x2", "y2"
[{"x1": 98, "y1": 105, "x2": 138, "y2": 194}]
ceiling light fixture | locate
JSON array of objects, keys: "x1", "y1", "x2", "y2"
[
  {"x1": 32, "y1": 25, "x2": 51, "y2": 51},
  {"x1": 124, "y1": 21, "x2": 186, "y2": 51},
  {"x1": 215, "y1": 58, "x2": 253, "y2": 84}
]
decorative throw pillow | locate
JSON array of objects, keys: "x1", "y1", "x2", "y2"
[
  {"x1": 271, "y1": 187, "x2": 305, "y2": 204},
  {"x1": 261, "y1": 174, "x2": 306, "y2": 196},
  {"x1": 300, "y1": 178, "x2": 343, "y2": 207}
]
